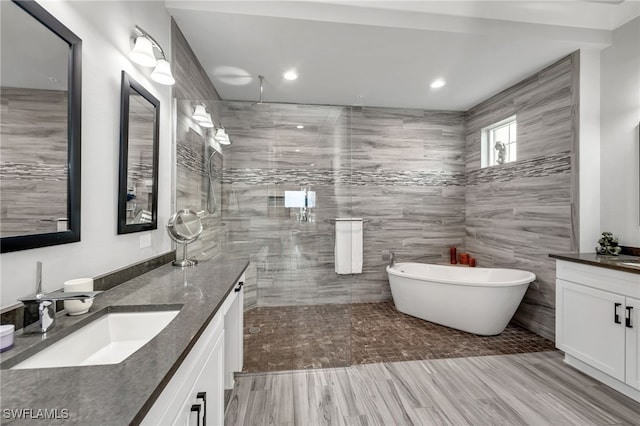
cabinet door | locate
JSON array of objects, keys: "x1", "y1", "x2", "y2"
[
  {"x1": 556, "y1": 279, "x2": 626, "y2": 381},
  {"x1": 142, "y1": 315, "x2": 223, "y2": 426},
  {"x1": 196, "y1": 328, "x2": 225, "y2": 426},
  {"x1": 172, "y1": 329, "x2": 225, "y2": 426},
  {"x1": 626, "y1": 297, "x2": 640, "y2": 390},
  {"x1": 224, "y1": 277, "x2": 244, "y2": 390}
]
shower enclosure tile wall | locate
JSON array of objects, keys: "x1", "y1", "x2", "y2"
[
  {"x1": 220, "y1": 103, "x2": 353, "y2": 308},
  {"x1": 464, "y1": 53, "x2": 579, "y2": 341},
  {"x1": 349, "y1": 108, "x2": 466, "y2": 302},
  {"x1": 220, "y1": 103, "x2": 466, "y2": 308}
]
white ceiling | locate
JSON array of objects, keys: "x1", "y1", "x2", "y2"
[{"x1": 167, "y1": 1, "x2": 639, "y2": 110}]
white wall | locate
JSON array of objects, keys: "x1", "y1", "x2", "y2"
[
  {"x1": 0, "y1": 1, "x2": 174, "y2": 309},
  {"x1": 579, "y1": 49, "x2": 602, "y2": 252},
  {"x1": 600, "y1": 17, "x2": 640, "y2": 247}
]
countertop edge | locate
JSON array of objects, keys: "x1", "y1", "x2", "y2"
[{"x1": 549, "y1": 253, "x2": 640, "y2": 275}]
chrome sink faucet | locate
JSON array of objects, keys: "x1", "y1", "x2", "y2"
[{"x1": 19, "y1": 262, "x2": 101, "y2": 333}]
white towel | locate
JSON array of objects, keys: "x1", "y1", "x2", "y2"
[{"x1": 335, "y1": 218, "x2": 363, "y2": 274}]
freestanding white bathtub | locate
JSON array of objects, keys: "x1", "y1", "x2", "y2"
[{"x1": 386, "y1": 263, "x2": 535, "y2": 336}]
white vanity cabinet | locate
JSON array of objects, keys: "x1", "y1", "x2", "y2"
[
  {"x1": 142, "y1": 274, "x2": 245, "y2": 426},
  {"x1": 223, "y1": 274, "x2": 244, "y2": 390},
  {"x1": 555, "y1": 260, "x2": 640, "y2": 402}
]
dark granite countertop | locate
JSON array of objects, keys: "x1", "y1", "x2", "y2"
[
  {"x1": 0, "y1": 256, "x2": 249, "y2": 425},
  {"x1": 549, "y1": 252, "x2": 640, "y2": 275}
]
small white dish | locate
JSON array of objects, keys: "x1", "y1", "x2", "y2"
[
  {"x1": 64, "y1": 278, "x2": 94, "y2": 316},
  {"x1": 0, "y1": 324, "x2": 15, "y2": 352}
]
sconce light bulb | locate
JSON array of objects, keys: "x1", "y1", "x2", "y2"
[
  {"x1": 215, "y1": 127, "x2": 232, "y2": 145},
  {"x1": 192, "y1": 105, "x2": 209, "y2": 122},
  {"x1": 150, "y1": 58, "x2": 175, "y2": 85},
  {"x1": 214, "y1": 127, "x2": 227, "y2": 141},
  {"x1": 129, "y1": 36, "x2": 157, "y2": 67},
  {"x1": 199, "y1": 113, "x2": 214, "y2": 128}
]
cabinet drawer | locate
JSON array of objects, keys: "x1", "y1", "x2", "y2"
[{"x1": 557, "y1": 260, "x2": 640, "y2": 297}]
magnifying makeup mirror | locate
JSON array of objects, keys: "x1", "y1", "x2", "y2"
[{"x1": 167, "y1": 209, "x2": 203, "y2": 267}]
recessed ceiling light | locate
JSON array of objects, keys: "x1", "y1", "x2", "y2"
[
  {"x1": 430, "y1": 79, "x2": 446, "y2": 89},
  {"x1": 296, "y1": 125, "x2": 304, "y2": 129},
  {"x1": 295, "y1": 149, "x2": 301, "y2": 152},
  {"x1": 284, "y1": 70, "x2": 298, "y2": 81}
]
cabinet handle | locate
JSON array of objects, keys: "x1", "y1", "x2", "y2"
[
  {"x1": 626, "y1": 306, "x2": 633, "y2": 328},
  {"x1": 614, "y1": 303, "x2": 622, "y2": 324},
  {"x1": 190, "y1": 404, "x2": 201, "y2": 426},
  {"x1": 234, "y1": 281, "x2": 244, "y2": 292},
  {"x1": 197, "y1": 392, "x2": 207, "y2": 426}
]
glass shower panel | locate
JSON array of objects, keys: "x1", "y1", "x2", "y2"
[{"x1": 215, "y1": 101, "x2": 353, "y2": 372}]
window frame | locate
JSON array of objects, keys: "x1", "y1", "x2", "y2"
[{"x1": 481, "y1": 115, "x2": 517, "y2": 168}]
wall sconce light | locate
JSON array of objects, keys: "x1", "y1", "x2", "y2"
[
  {"x1": 192, "y1": 105, "x2": 208, "y2": 122},
  {"x1": 128, "y1": 26, "x2": 175, "y2": 86},
  {"x1": 200, "y1": 113, "x2": 214, "y2": 128},
  {"x1": 214, "y1": 127, "x2": 231, "y2": 145},
  {"x1": 192, "y1": 104, "x2": 230, "y2": 143},
  {"x1": 192, "y1": 104, "x2": 214, "y2": 128}
]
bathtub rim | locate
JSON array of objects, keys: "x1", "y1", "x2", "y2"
[{"x1": 386, "y1": 262, "x2": 535, "y2": 287}]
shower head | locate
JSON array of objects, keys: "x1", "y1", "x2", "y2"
[{"x1": 251, "y1": 75, "x2": 271, "y2": 109}]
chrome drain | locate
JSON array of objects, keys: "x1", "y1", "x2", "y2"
[{"x1": 248, "y1": 327, "x2": 261, "y2": 334}]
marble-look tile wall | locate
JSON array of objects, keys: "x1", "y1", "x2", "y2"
[
  {"x1": 350, "y1": 108, "x2": 466, "y2": 301},
  {"x1": 219, "y1": 102, "x2": 466, "y2": 307},
  {"x1": 0, "y1": 87, "x2": 68, "y2": 237},
  {"x1": 464, "y1": 53, "x2": 579, "y2": 340},
  {"x1": 172, "y1": 20, "x2": 227, "y2": 265}
]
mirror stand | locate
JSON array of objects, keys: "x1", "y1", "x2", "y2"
[
  {"x1": 173, "y1": 243, "x2": 198, "y2": 268},
  {"x1": 166, "y1": 209, "x2": 203, "y2": 268}
]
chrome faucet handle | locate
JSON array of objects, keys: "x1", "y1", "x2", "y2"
[
  {"x1": 21, "y1": 299, "x2": 56, "y2": 333},
  {"x1": 19, "y1": 291, "x2": 101, "y2": 333},
  {"x1": 34, "y1": 291, "x2": 102, "y2": 301}
]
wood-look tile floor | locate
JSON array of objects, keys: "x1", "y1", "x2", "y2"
[
  {"x1": 243, "y1": 302, "x2": 555, "y2": 373},
  {"x1": 225, "y1": 351, "x2": 640, "y2": 425}
]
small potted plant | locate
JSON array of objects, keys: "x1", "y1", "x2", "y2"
[{"x1": 595, "y1": 232, "x2": 622, "y2": 256}]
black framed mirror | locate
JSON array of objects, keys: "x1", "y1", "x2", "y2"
[
  {"x1": 117, "y1": 71, "x2": 160, "y2": 234},
  {"x1": 0, "y1": 0, "x2": 82, "y2": 253}
]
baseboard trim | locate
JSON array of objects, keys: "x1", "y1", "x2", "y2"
[{"x1": 564, "y1": 354, "x2": 640, "y2": 402}]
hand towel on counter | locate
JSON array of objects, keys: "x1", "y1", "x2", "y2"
[{"x1": 335, "y1": 218, "x2": 363, "y2": 274}]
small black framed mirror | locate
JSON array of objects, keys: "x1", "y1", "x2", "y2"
[
  {"x1": 117, "y1": 71, "x2": 160, "y2": 234},
  {"x1": 0, "y1": 0, "x2": 82, "y2": 253}
]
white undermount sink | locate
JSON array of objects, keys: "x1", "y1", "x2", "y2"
[{"x1": 12, "y1": 310, "x2": 180, "y2": 370}]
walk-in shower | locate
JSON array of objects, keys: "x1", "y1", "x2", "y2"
[{"x1": 176, "y1": 97, "x2": 355, "y2": 372}]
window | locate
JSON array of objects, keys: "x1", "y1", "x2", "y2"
[{"x1": 481, "y1": 115, "x2": 517, "y2": 168}]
